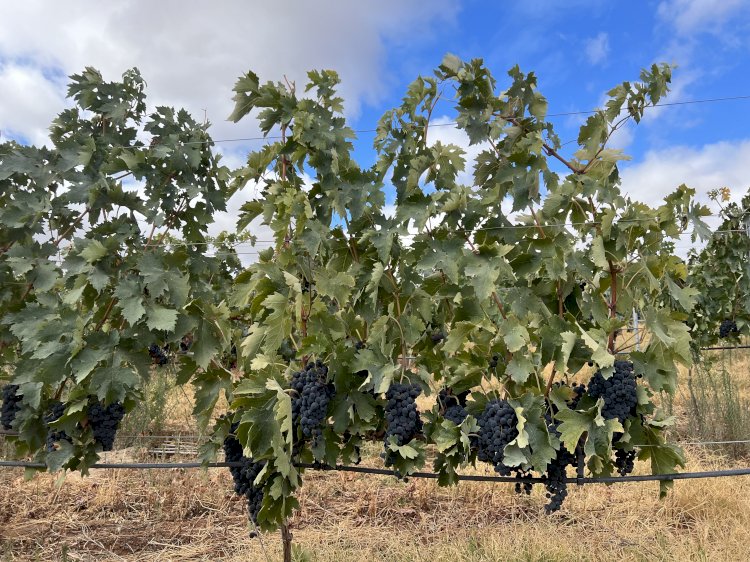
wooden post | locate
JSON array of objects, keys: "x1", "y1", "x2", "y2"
[{"x1": 281, "y1": 522, "x2": 293, "y2": 562}]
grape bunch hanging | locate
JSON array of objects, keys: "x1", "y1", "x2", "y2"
[
  {"x1": 587, "y1": 360, "x2": 639, "y2": 423},
  {"x1": 44, "y1": 401, "x2": 70, "y2": 452},
  {"x1": 87, "y1": 399, "x2": 126, "y2": 451},
  {"x1": 42, "y1": 398, "x2": 126, "y2": 453},
  {"x1": 1, "y1": 384, "x2": 22, "y2": 430},
  {"x1": 383, "y1": 382, "x2": 423, "y2": 466},
  {"x1": 438, "y1": 388, "x2": 469, "y2": 426},
  {"x1": 223, "y1": 420, "x2": 265, "y2": 532},
  {"x1": 148, "y1": 344, "x2": 169, "y2": 366},
  {"x1": 290, "y1": 360, "x2": 335, "y2": 446},
  {"x1": 719, "y1": 319, "x2": 739, "y2": 339}
]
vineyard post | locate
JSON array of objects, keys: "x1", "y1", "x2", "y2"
[
  {"x1": 281, "y1": 523, "x2": 293, "y2": 562},
  {"x1": 633, "y1": 309, "x2": 640, "y2": 352}
]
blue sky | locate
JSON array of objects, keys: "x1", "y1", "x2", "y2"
[
  {"x1": 356, "y1": 0, "x2": 750, "y2": 178},
  {"x1": 2, "y1": 0, "x2": 750, "y2": 245}
]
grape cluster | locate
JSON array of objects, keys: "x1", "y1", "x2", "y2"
[
  {"x1": 489, "y1": 353, "x2": 499, "y2": 369},
  {"x1": 223, "y1": 422, "x2": 265, "y2": 527},
  {"x1": 514, "y1": 468, "x2": 534, "y2": 496},
  {"x1": 148, "y1": 344, "x2": 169, "y2": 366},
  {"x1": 570, "y1": 382, "x2": 586, "y2": 409},
  {"x1": 290, "y1": 360, "x2": 334, "y2": 444},
  {"x1": 719, "y1": 318, "x2": 739, "y2": 339},
  {"x1": 543, "y1": 415, "x2": 575, "y2": 512},
  {"x1": 614, "y1": 447, "x2": 636, "y2": 476},
  {"x1": 551, "y1": 381, "x2": 586, "y2": 410},
  {"x1": 1, "y1": 384, "x2": 22, "y2": 430},
  {"x1": 544, "y1": 447, "x2": 574, "y2": 513},
  {"x1": 430, "y1": 331, "x2": 446, "y2": 343},
  {"x1": 384, "y1": 383, "x2": 423, "y2": 446},
  {"x1": 437, "y1": 388, "x2": 468, "y2": 426},
  {"x1": 44, "y1": 401, "x2": 70, "y2": 452},
  {"x1": 476, "y1": 399, "x2": 518, "y2": 475},
  {"x1": 87, "y1": 399, "x2": 126, "y2": 451},
  {"x1": 587, "y1": 360, "x2": 638, "y2": 422}
]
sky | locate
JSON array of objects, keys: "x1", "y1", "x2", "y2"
[{"x1": 2, "y1": 0, "x2": 750, "y2": 256}]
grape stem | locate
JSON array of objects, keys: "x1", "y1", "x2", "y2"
[
  {"x1": 607, "y1": 260, "x2": 618, "y2": 354},
  {"x1": 53, "y1": 208, "x2": 90, "y2": 246},
  {"x1": 544, "y1": 368, "x2": 557, "y2": 398},
  {"x1": 94, "y1": 297, "x2": 117, "y2": 332},
  {"x1": 53, "y1": 380, "x2": 67, "y2": 401},
  {"x1": 529, "y1": 206, "x2": 547, "y2": 239}
]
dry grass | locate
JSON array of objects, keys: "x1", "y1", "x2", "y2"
[
  {"x1": 2, "y1": 350, "x2": 750, "y2": 561},
  {"x1": 1, "y1": 446, "x2": 749, "y2": 561}
]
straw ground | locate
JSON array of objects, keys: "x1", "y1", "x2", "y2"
[{"x1": 2, "y1": 350, "x2": 750, "y2": 561}]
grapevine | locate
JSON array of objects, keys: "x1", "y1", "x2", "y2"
[
  {"x1": 0, "y1": 55, "x2": 710, "y2": 539},
  {"x1": 688, "y1": 189, "x2": 750, "y2": 347}
]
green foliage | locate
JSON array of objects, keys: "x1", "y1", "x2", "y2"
[
  {"x1": 687, "y1": 189, "x2": 750, "y2": 348},
  {"x1": 224, "y1": 55, "x2": 705, "y2": 526},
  {"x1": 0, "y1": 67, "x2": 234, "y2": 467},
  {"x1": 0, "y1": 55, "x2": 713, "y2": 530}
]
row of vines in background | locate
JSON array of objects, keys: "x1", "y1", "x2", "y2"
[{"x1": 0, "y1": 54, "x2": 749, "y2": 549}]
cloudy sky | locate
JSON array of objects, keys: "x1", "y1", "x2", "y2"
[{"x1": 2, "y1": 0, "x2": 750, "y2": 255}]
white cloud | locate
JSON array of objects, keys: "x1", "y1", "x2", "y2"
[
  {"x1": 0, "y1": 0, "x2": 456, "y2": 145},
  {"x1": 584, "y1": 33, "x2": 609, "y2": 65},
  {"x1": 0, "y1": 1, "x2": 456, "y2": 263},
  {"x1": 607, "y1": 122, "x2": 634, "y2": 150},
  {"x1": 428, "y1": 115, "x2": 488, "y2": 187},
  {"x1": 657, "y1": 0, "x2": 748, "y2": 35},
  {"x1": 620, "y1": 139, "x2": 750, "y2": 208},
  {"x1": 0, "y1": 63, "x2": 67, "y2": 145}
]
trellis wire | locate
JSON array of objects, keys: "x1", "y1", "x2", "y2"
[
  {"x1": 1, "y1": 459, "x2": 749, "y2": 486},
  {"x1": 2, "y1": 429, "x2": 750, "y2": 448},
  {"x1": 4, "y1": 92, "x2": 743, "y2": 149}
]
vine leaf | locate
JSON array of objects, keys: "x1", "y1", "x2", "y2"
[
  {"x1": 113, "y1": 279, "x2": 146, "y2": 325},
  {"x1": 145, "y1": 305, "x2": 178, "y2": 332}
]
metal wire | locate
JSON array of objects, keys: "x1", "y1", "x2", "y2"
[
  {"x1": 184, "y1": 94, "x2": 750, "y2": 145},
  {"x1": 2, "y1": 429, "x2": 749, "y2": 448},
  {"x1": 1, "y1": 459, "x2": 749, "y2": 485}
]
